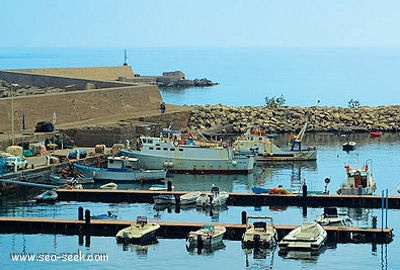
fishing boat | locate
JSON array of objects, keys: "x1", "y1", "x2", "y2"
[
  {"x1": 278, "y1": 222, "x2": 327, "y2": 251},
  {"x1": 91, "y1": 211, "x2": 118, "y2": 219},
  {"x1": 233, "y1": 123, "x2": 317, "y2": 162},
  {"x1": 337, "y1": 161, "x2": 377, "y2": 195},
  {"x1": 180, "y1": 191, "x2": 202, "y2": 205},
  {"x1": 315, "y1": 207, "x2": 352, "y2": 226},
  {"x1": 153, "y1": 194, "x2": 176, "y2": 205},
  {"x1": 121, "y1": 129, "x2": 254, "y2": 174},
  {"x1": 196, "y1": 185, "x2": 229, "y2": 207},
  {"x1": 73, "y1": 156, "x2": 167, "y2": 182},
  {"x1": 34, "y1": 190, "x2": 58, "y2": 203},
  {"x1": 342, "y1": 141, "x2": 356, "y2": 151},
  {"x1": 116, "y1": 216, "x2": 160, "y2": 245},
  {"x1": 242, "y1": 216, "x2": 278, "y2": 249},
  {"x1": 187, "y1": 224, "x2": 226, "y2": 246},
  {"x1": 100, "y1": 182, "x2": 118, "y2": 190}
]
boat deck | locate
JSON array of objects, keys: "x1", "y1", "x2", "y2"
[
  {"x1": 0, "y1": 217, "x2": 392, "y2": 244},
  {"x1": 55, "y1": 189, "x2": 400, "y2": 209}
]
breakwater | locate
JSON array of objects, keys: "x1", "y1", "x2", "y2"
[{"x1": 188, "y1": 104, "x2": 400, "y2": 134}]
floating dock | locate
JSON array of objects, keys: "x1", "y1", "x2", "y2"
[
  {"x1": 0, "y1": 217, "x2": 393, "y2": 244},
  {"x1": 55, "y1": 189, "x2": 400, "y2": 209}
]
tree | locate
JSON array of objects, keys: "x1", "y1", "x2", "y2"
[
  {"x1": 265, "y1": 94, "x2": 286, "y2": 107},
  {"x1": 348, "y1": 98, "x2": 360, "y2": 108}
]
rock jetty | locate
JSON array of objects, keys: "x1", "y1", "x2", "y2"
[{"x1": 187, "y1": 104, "x2": 400, "y2": 135}]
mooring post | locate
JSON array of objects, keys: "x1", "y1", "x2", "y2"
[
  {"x1": 386, "y1": 189, "x2": 389, "y2": 228},
  {"x1": 241, "y1": 211, "x2": 247, "y2": 224},
  {"x1": 167, "y1": 180, "x2": 172, "y2": 191},
  {"x1": 85, "y1": 209, "x2": 91, "y2": 224},
  {"x1": 78, "y1": 206, "x2": 84, "y2": 220},
  {"x1": 372, "y1": 216, "x2": 377, "y2": 229},
  {"x1": 381, "y1": 190, "x2": 384, "y2": 231}
]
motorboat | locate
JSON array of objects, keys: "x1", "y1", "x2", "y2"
[
  {"x1": 116, "y1": 216, "x2": 160, "y2": 245},
  {"x1": 91, "y1": 211, "x2": 118, "y2": 219},
  {"x1": 187, "y1": 224, "x2": 226, "y2": 246},
  {"x1": 100, "y1": 182, "x2": 118, "y2": 190},
  {"x1": 342, "y1": 141, "x2": 356, "y2": 151},
  {"x1": 233, "y1": 123, "x2": 317, "y2": 162},
  {"x1": 242, "y1": 216, "x2": 278, "y2": 249},
  {"x1": 370, "y1": 131, "x2": 382, "y2": 138},
  {"x1": 121, "y1": 129, "x2": 254, "y2": 174},
  {"x1": 278, "y1": 222, "x2": 327, "y2": 251},
  {"x1": 180, "y1": 191, "x2": 201, "y2": 205},
  {"x1": 149, "y1": 183, "x2": 174, "y2": 191},
  {"x1": 35, "y1": 190, "x2": 58, "y2": 203},
  {"x1": 153, "y1": 194, "x2": 176, "y2": 205},
  {"x1": 337, "y1": 161, "x2": 376, "y2": 195},
  {"x1": 196, "y1": 186, "x2": 229, "y2": 207},
  {"x1": 73, "y1": 156, "x2": 167, "y2": 182},
  {"x1": 315, "y1": 207, "x2": 352, "y2": 226}
]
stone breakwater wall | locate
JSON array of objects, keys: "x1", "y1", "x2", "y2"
[{"x1": 188, "y1": 105, "x2": 400, "y2": 134}]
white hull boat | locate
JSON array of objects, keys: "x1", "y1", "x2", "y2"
[
  {"x1": 196, "y1": 186, "x2": 229, "y2": 207},
  {"x1": 278, "y1": 222, "x2": 327, "y2": 251},
  {"x1": 74, "y1": 156, "x2": 167, "y2": 182},
  {"x1": 242, "y1": 216, "x2": 278, "y2": 249},
  {"x1": 48, "y1": 174, "x2": 94, "y2": 185},
  {"x1": 100, "y1": 182, "x2": 118, "y2": 190},
  {"x1": 35, "y1": 190, "x2": 58, "y2": 203},
  {"x1": 121, "y1": 129, "x2": 254, "y2": 174},
  {"x1": 116, "y1": 216, "x2": 160, "y2": 245},
  {"x1": 180, "y1": 191, "x2": 201, "y2": 205},
  {"x1": 234, "y1": 123, "x2": 317, "y2": 162},
  {"x1": 187, "y1": 224, "x2": 226, "y2": 246},
  {"x1": 315, "y1": 207, "x2": 353, "y2": 226},
  {"x1": 337, "y1": 161, "x2": 376, "y2": 195},
  {"x1": 153, "y1": 194, "x2": 175, "y2": 205}
]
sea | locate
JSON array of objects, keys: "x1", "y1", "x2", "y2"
[{"x1": 1, "y1": 47, "x2": 400, "y2": 269}]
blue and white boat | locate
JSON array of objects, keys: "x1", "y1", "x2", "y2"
[
  {"x1": 121, "y1": 129, "x2": 254, "y2": 174},
  {"x1": 73, "y1": 156, "x2": 167, "y2": 182}
]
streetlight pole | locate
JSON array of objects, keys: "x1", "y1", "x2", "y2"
[{"x1": 11, "y1": 83, "x2": 18, "y2": 145}]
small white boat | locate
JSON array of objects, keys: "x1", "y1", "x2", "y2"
[
  {"x1": 149, "y1": 184, "x2": 174, "y2": 191},
  {"x1": 153, "y1": 194, "x2": 176, "y2": 205},
  {"x1": 116, "y1": 216, "x2": 160, "y2": 245},
  {"x1": 315, "y1": 207, "x2": 353, "y2": 226},
  {"x1": 49, "y1": 173, "x2": 94, "y2": 185},
  {"x1": 342, "y1": 141, "x2": 356, "y2": 151},
  {"x1": 196, "y1": 186, "x2": 229, "y2": 207},
  {"x1": 180, "y1": 191, "x2": 201, "y2": 205},
  {"x1": 278, "y1": 222, "x2": 327, "y2": 251},
  {"x1": 337, "y1": 161, "x2": 376, "y2": 195},
  {"x1": 100, "y1": 182, "x2": 118, "y2": 190},
  {"x1": 35, "y1": 190, "x2": 58, "y2": 203},
  {"x1": 187, "y1": 224, "x2": 226, "y2": 246},
  {"x1": 242, "y1": 216, "x2": 278, "y2": 249}
]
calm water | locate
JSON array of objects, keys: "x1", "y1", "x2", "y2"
[
  {"x1": 1, "y1": 133, "x2": 400, "y2": 269},
  {"x1": 1, "y1": 47, "x2": 400, "y2": 107}
]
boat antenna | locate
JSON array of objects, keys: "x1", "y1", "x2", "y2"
[{"x1": 123, "y1": 49, "x2": 128, "y2": 66}]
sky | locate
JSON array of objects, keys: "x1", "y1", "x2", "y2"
[{"x1": 1, "y1": 0, "x2": 400, "y2": 47}]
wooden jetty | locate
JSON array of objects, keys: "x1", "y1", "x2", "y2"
[
  {"x1": 0, "y1": 216, "x2": 393, "y2": 244},
  {"x1": 55, "y1": 189, "x2": 400, "y2": 209}
]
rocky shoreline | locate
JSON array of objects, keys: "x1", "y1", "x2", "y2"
[{"x1": 187, "y1": 104, "x2": 400, "y2": 135}]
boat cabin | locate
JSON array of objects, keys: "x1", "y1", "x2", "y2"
[
  {"x1": 107, "y1": 156, "x2": 138, "y2": 169},
  {"x1": 253, "y1": 221, "x2": 267, "y2": 232},
  {"x1": 347, "y1": 170, "x2": 368, "y2": 188},
  {"x1": 137, "y1": 216, "x2": 148, "y2": 226},
  {"x1": 323, "y1": 207, "x2": 338, "y2": 218}
]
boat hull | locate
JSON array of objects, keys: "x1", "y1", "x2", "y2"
[
  {"x1": 278, "y1": 222, "x2": 327, "y2": 251},
  {"x1": 116, "y1": 224, "x2": 160, "y2": 245},
  {"x1": 122, "y1": 149, "x2": 254, "y2": 174},
  {"x1": 74, "y1": 163, "x2": 167, "y2": 182}
]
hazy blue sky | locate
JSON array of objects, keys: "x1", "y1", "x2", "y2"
[{"x1": 1, "y1": 0, "x2": 400, "y2": 47}]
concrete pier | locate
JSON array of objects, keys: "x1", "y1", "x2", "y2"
[
  {"x1": 0, "y1": 217, "x2": 393, "y2": 244},
  {"x1": 55, "y1": 189, "x2": 400, "y2": 209}
]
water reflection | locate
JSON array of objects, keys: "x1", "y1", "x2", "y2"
[
  {"x1": 118, "y1": 242, "x2": 159, "y2": 257},
  {"x1": 186, "y1": 241, "x2": 226, "y2": 255},
  {"x1": 196, "y1": 205, "x2": 229, "y2": 222}
]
